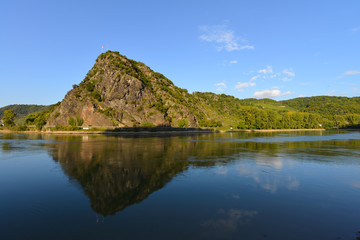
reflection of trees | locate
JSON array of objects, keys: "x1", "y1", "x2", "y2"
[
  {"x1": 48, "y1": 135, "x2": 191, "y2": 216},
  {"x1": 46, "y1": 134, "x2": 258, "y2": 215},
  {"x1": 40, "y1": 132, "x2": 360, "y2": 215}
]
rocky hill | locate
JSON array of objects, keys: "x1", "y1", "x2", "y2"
[
  {"x1": 46, "y1": 51, "x2": 200, "y2": 128},
  {"x1": 38, "y1": 50, "x2": 360, "y2": 130}
]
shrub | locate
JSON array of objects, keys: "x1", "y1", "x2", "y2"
[
  {"x1": 76, "y1": 115, "x2": 84, "y2": 126},
  {"x1": 92, "y1": 91, "x2": 102, "y2": 102},
  {"x1": 140, "y1": 122, "x2": 155, "y2": 127},
  {"x1": 36, "y1": 119, "x2": 46, "y2": 130},
  {"x1": 177, "y1": 118, "x2": 188, "y2": 128},
  {"x1": 16, "y1": 125, "x2": 28, "y2": 131},
  {"x1": 68, "y1": 117, "x2": 76, "y2": 126}
]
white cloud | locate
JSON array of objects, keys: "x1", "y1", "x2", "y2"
[
  {"x1": 235, "y1": 82, "x2": 256, "y2": 92},
  {"x1": 282, "y1": 77, "x2": 292, "y2": 82},
  {"x1": 258, "y1": 66, "x2": 273, "y2": 74},
  {"x1": 344, "y1": 70, "x2": 360, "y2": 75},
  {"x1": 299, "y1": 94, "x2": 306, "y2": 97},
  {"x1": 250, "y1": 75, "x2": 260, "y2": 81},
  {"x1": 283, "y1": 69, "x2": 295, "y2": 77},
  {"x1": 253, "y1": 89, "x2": 295, "y2": 98},
  {"x1": 236, "y1": 82, "x2": 250, "y2": 88},
  {"x1": 351, "y1": 27, "x2": 360, "y2": 32},
  {"x1": 299, "y1": 82, "x2": 311, "y2": 86},
  {"x1": 229, "y1": 60, "x2": 238, "y2": 64},
  {"x1": 215, "y1": 82, "x2": 227, "y2": 91},
  {"x1": 269, "y1": 73, "x2": 281, "y2": 78},
  {"x1": 199, "y1": 24, "x2": 254, "y2": 52},
  {"x1": 326, "y1": 90, "x2": 336, "y2": 95}
]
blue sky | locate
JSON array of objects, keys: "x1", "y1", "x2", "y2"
[{"x1": 1, "y1": 0, "x2": 359, "y2": 107}]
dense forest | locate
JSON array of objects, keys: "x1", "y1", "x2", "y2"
[
  {"x1": 193, "y1": 93, "x2": 360, "y2": 129},
  {"x1": 0, "y1": 104, "x2": 58, "y2": 130},
  {"x1": 0, "y1": 104, "x2": 50, "y2": 125}
]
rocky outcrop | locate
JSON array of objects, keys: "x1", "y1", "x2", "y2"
[{"x1": 46, "y1": 51, "x2": 200, "y2": 128}]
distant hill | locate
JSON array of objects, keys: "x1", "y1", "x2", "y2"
[
  {"x1": 0, "y1": 104, "x2": 50, "y2": 124},
  {"x1": 281, "y1": 96, "x2": 360, "y2": 116},
  {"x1": 192, "y1": 93, "x2": 360, "y2": 129},
  {"x1": 5, "y1": 51, "x2": 359, "y2": 130}
]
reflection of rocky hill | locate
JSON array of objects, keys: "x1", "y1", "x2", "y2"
[
  {"x1": 44, "y1": 132, "x2": 360, "y2": 215},
  {"x1": 45, "y1": 134, "x2": 272, "y2": 216},
  {"x1": 48, "y1": 135, "x2": 194, "y2": 215}
]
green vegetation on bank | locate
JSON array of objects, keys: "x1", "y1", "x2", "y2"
[
  {"x1": 0, "y1": 104, "x2": 50, "y2": 125},
  {"x1": 2, "y1": 95, "x2": 359, "y2": 131}
]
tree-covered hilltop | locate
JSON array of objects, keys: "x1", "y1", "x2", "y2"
[
  {"x1": 193, "y1": 93, "x2": 360, "y2": 129},
  {"x1": 193, "y1": 92, "x2": 322, "y2": 129},
  {"x1": 281, "y1": 96, "x2": 360, "y2": 128},
  {"x1": 1, "y1": 51, "x2": 359, "y2": 131},
  {"x1": 281, "y1": 96, "x2": 360, "y2": 116},
  {"x1": 0, "y1": 104, "x2": 50, "y2": 125}
]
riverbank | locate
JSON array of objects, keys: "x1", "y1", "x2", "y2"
[
  {"x1": 222, "y1": 128, "x2": 326, "y2": 133},
  {"x1": 1, "y1": 128, "x2": 356, "y2": 135},
  {"x1": 0, "y1": 128, "x2": 214, "y2": 135}
]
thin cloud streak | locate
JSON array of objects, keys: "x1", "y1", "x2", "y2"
[
  {"x1": 215, "y1": 82, "x2": 227, "y2": 91},
  {"x1": 199, "y1": 24, "x2": 254, "y2": 52},
  {"x1": 235, "y1": 81, "x2": 256, "y2": 92},
  {"x1": 254, "y1": 89, "x2": 295, "y2": 98},
  {"x1": 344, "y1": 70, "x2": 360, "y2": 75}
]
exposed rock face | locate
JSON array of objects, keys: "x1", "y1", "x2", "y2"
[{"x1": 46, "y1": 51, "x2": 200, "y2": 128}]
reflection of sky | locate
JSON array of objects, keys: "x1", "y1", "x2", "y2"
[
  {"x1": 350, "y1": 182, "x2": 360, "y2": 188},
  {"x1": 255, "y1": 154, "x2": 283, "y2": 169},
  {"x1": 237, "y1": 167, "x2": 300, "y2": 194},
  {"x1": 202, "y1": 208, "x2": 258, "y2": 232},
  {"x1": 227, "y1": 154, "x2": 301, "y2": 194},
  {"x1": 215, "y1": 131, "x2": 360, "y2": 143}
]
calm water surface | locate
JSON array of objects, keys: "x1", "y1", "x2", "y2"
[{"x1": 0, "y1": 131, "x2": 359, "y2": 240}]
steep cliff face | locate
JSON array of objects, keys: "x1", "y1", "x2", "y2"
[{"x1": 46, "y1": 51, "x2": 200, "y2": 128}]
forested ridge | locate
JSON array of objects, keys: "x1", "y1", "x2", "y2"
[
  {"x1": 193, "y1": 93, "x2": 360, "y2": 129},
  {"x1": 0, "y1": 104, "x2": 50, "y2": 125}
]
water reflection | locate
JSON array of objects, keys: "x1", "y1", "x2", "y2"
[
  {"x1": 1, "y1": 131, "x2": 360, "y2": 217},
  {"x1": 201, "y1": 208, "x2": 258, "y2": 233},
  {"x1": 47, "y1": 135, "x2": 191, "y2": 215}
]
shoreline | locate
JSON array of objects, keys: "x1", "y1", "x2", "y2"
[
  {"x1": 222, "y1": 128, "x2": 326, "y2": 133},
  {"x1": 0, "y1": 128, "x2": 356, "y2": 135}
]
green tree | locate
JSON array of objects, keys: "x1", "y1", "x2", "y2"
[
  {"x1": 76, "y1": 115, "x2": 84, "y2": 126},
  {"x1": 177, "y1": 118, "x2": 189, "y2": 128},
  {"x1": 2, "y1": 109, "x2": 15, "y2": 127},
  {"x1": 68, "y1": 117, "x2": 76, "y2": 126}
]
